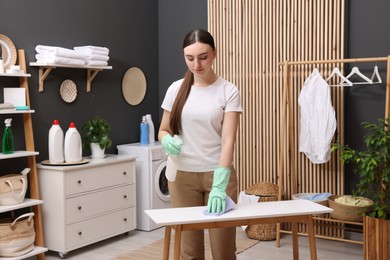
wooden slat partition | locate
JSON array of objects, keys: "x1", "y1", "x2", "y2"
[
  {"x1": 208, "y1": 0, "x2": 345, "y2": 195},
  {"x1": 208, "y1": 0, "x2": 345, "y2": 237}
]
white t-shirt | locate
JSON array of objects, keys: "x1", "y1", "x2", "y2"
[{"x1": 161, "y1": 76, "x2": 243, "y2": 172}]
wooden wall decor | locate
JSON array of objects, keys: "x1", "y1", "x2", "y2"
[{"x1": 208, "y1": 0, "x2": 345, "y2": 201}]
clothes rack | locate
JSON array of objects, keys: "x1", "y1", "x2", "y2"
[{"x1": 276, "y1": 55, "x2": 390, "y2": 247}]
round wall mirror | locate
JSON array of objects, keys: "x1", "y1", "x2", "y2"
[{"x1": 122, "y1": 67, "x2": 147, "y2": 106}]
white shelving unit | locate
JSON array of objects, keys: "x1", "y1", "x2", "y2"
[
  {"x1": 0, "y1": 50, "x2": 47, "y2": 260},
  {"x1": 29, "y1": 62, "x2": 112, "y2": 92}
]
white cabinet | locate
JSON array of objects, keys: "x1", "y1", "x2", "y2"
[{"x1": 37, "y1": 155, "x2": 136, "y2": 258}]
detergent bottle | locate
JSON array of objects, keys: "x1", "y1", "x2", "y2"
[
  {"x1": 64, "y1": 122, "x2": 82, "y2": 163},
  {"x1": 48, "y1": 119, "x2": 64, "y2": 163}
]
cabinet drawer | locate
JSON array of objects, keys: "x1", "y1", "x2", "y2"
[
  {"x1": 65, "y1": 184, "x2": 135, "y2": 223},
  {"x1": 65, "y1": 162, "x2": 135, "y2": 196},
  {"x1": 65, "y1": 207, "x2": 136, "y2": 250}
]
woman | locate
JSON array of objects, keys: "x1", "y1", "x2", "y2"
[{"x1": 158, "y1": 28, "x2": 242, "y2": 260}]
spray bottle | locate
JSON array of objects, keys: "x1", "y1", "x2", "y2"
[{"x1": 2, "y1": 118, "x2": 14, "y2": 154}]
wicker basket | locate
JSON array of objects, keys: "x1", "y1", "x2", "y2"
[
  {"x1": 0, "y1": 174, "x2": 28, "y2": 206},
  {"x1": 244, "y1": 182, "x2": 279, "y2": 241},
  {"x1": 328, "y1": 195, "x2": 374, "y2": 222}
]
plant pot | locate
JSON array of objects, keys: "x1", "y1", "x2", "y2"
[
  {"x1": 364, "y1": 215, "x2": 390, "y2": 259},
  {"x1": 90, "y1": 143, "x2": 106, "y2": 159}
]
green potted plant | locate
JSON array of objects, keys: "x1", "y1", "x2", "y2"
[
  {"x1": 82, "y1": 116, "x2": 112, "y2": 158},
  {"x1": 332, "y1": 117, "x2": 389, "y2": 259}
]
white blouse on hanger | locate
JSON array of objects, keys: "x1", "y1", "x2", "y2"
[{"x1": 298, "y1": 68, "x2": 337, "y2": 164}]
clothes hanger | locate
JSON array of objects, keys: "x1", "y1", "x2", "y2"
[
  {"x1": 342, "y1": 66, "x2": 373, "y2": 85},
  {"x1": 370, "y1": 65, "x2": 382, "y2": 84},
  {"x1": 326, "y1": 67, "x2": 353, "y2": 87}
]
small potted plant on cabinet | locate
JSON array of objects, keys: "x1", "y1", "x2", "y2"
[
  {"x1": 332, "y1": 118, "x2": 389, "y2": 259},
  {"x1": 82, "y1": 116, "x2": 112, "y2": 159}
]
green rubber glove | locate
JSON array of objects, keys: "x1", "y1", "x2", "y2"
[
  {"x1": 161, "y1": 134, "x2": 182, "y2": 156},
  {"x1": 207, "y1": 167, "x2": 231, "y2": 213}
]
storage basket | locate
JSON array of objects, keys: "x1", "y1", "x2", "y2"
[
  {"x1": 328, "y1": 195, "x2": 374, "y2": 222},
  {"x1": 0, "y1": 173, "x2": 28, "y2": 206},
  {"x1": 244, "y1": 182, "x2": 279, "y2": 240},
  {"x1": 0, "y1": 213, "x2": 35, "y2": 257}
]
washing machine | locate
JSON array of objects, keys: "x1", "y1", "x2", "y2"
[{"x1": 117, "y1": 142, "x2": 170, "y2": 231}]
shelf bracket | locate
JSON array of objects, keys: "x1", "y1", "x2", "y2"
[
  {"x1": 38, "y1": 66, "x2": 55, "y2": 92},
  {"x1": 87, "y1": 69, "x2": 103, "y2": 92}
]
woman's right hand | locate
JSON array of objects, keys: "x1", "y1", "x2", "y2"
[{"x1": 161, "y1": 134, "x2": 182, "y2": 156}]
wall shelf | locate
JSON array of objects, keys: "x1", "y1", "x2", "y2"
[
  {"x1": 29, "y1": 62, "x2": 112, "y2": 92},
  {"x1": 0, "y1": 150, "x2": 39, "y2": 159},
  {"x1": 0, "y1": 109, "x2": 35, "y2": 114},
  {"x1": 0, "y1": 73, "x2": 31, "y2": 77},
  {"x1": 0, "y1": 199, "x2": 43, "y2": 214}
]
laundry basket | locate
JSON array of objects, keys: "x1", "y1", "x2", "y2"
[{"x1": 244, "y1": 182, "x2": 279, "y2": 241}]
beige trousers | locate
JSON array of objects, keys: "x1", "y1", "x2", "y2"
[{"x1": 168, "y1": 168, "x2": 238, "y2": 260}]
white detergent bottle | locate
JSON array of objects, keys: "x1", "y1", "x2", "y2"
[
  {"x1": 145, "y1": 114, "x2": 155, "y2": 143},
  {"x1": 48, "y1": 119, "x2": 64, "y2": 163},
  {"x1": 64, "y1": 122, "x2": 82, "y2": 163}
]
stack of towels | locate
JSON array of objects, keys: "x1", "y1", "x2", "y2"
[
  {"x1": 74, "y1": 46, "x2": 110, "y2": 66},
  {"x1": 34, "y1": 45, "x2": 110, "y2": 66}
]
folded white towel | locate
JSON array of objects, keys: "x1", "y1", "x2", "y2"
[
  {"x1": 35, "y1": 55, "x2": 85, "y2": 66},
  {"x1": 35, "y1": 45, "x2": 86, "y2": 60},
  {"x1": 74, "y1": 46, "x2": 109, "y2": 55},
  {"x1": 84, "y1": 54, "x2": 110, "y2": 62},
  {"x1": 86, "y1": 60, "x2": 108, "y2": 66}
]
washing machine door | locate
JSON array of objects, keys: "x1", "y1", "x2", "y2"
[{"x1": 154, "y1": 160, "x2": 170, "y2": 202}]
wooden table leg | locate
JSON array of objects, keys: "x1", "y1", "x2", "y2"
[
  {"x1": 307, "y1": 215, "x2": 318, "y2": 260},
  {"x1": 163, "y1": 226, "x2": 171, "y2": 260},
  {"x1": 291, "y1": 222, "x2": 299, "y2": 260},
  {"x1": 276, "y1": 223, "x2": 281, "y2": 248},
  {"x1": 173, "y1": 225, "x2": 182, "y2": 260}
]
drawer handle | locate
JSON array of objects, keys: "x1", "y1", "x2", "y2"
[
  {"x1": 78, "y1": 231, "x2": 82, "y2": 236},
  {"x1": 124, "y1": 218, "x2": 127, "y2": 222},
  {"x1": 78, "y1": 206, "x2": 82, "y2": 210},
  {"x1": 77, "y1": 180, "x2": 82, "y2": 184},
  {"x1": 123, "y1": 171, "x2": 127, "y2": 175},
  {"x1": 123, "y1": 195, "x2": 127, "y2": 199}
]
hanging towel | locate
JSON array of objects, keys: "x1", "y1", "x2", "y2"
[
  {"x1": 35, "y1": 45, "x2": 86, "y2": 60},
  {"x1": 298, "y1": 68, "x2": 337, "y2": 164}
]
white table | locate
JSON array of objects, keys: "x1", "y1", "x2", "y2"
[{"x1": 145, "y1": 199, "x2": 333, "y2": 260}]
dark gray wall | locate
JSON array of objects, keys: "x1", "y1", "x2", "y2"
[
  {"x1": 158, "y1": 1, "x2": 208, "y2": 119},
  {"x1": 345, "y1": 0, "x2": 390, "y2": 193},
  {"x1": 0, "y1": 0, "x2": 159, "y2": 162}
]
